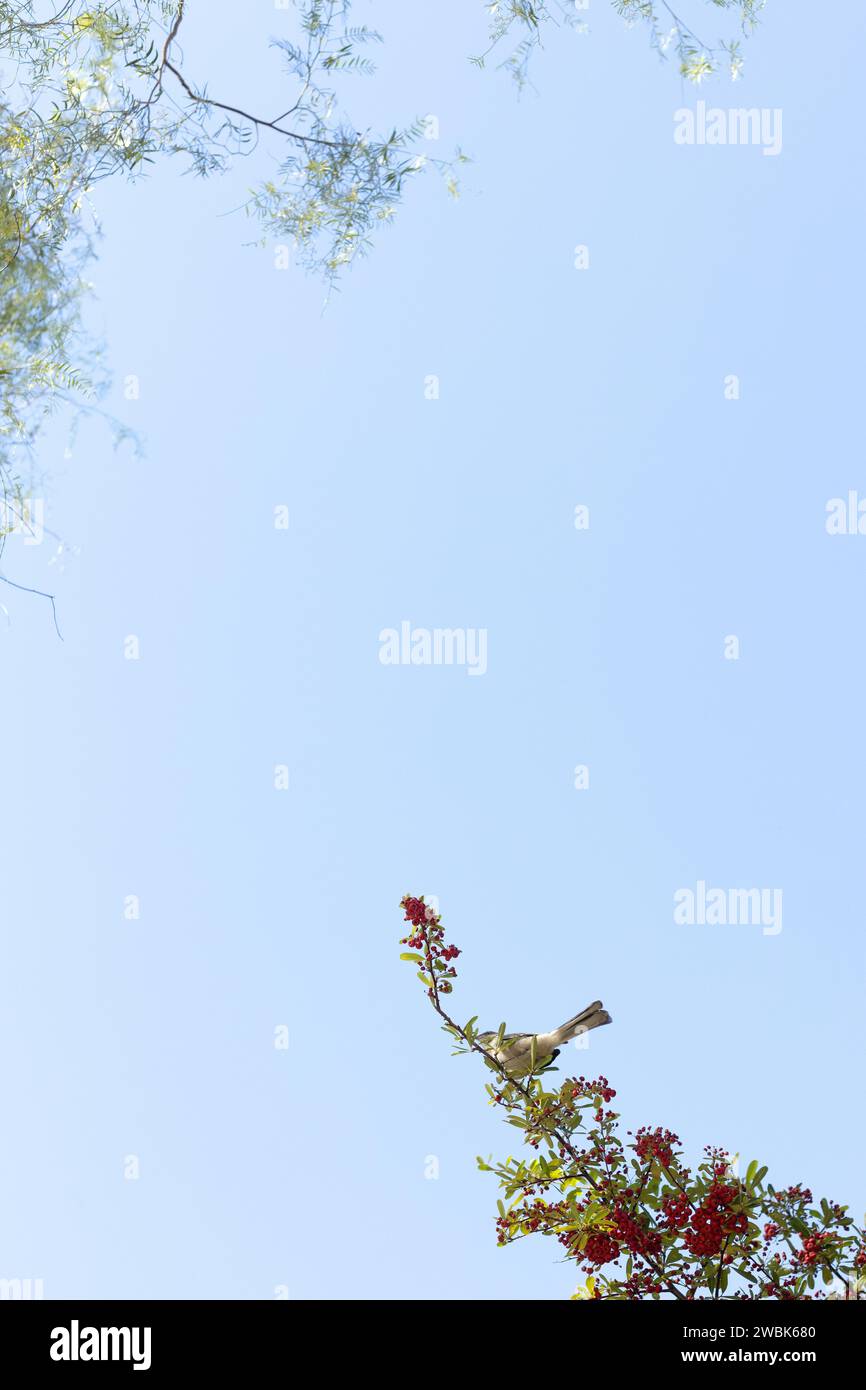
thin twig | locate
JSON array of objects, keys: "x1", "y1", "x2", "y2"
[{"x1": 0, "y1": 571, "x2": 63, "y2": 639}]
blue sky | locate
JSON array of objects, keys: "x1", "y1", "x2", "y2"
[{"x1": 1, "y1": 0, "x2": 864, "y2": 1300}]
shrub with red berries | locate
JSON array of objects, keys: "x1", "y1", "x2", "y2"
[{"x1": 399, "y1": 896, "x2": 866, "y2": 1300}]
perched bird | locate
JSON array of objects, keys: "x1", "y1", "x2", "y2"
[{"x1": 477, "y1": 1001, "x2": 611, "y2": 1077}]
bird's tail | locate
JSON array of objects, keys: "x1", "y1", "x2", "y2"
[{"x1": 551, "y1": 1001, "x2": 611, "y2": 1046}]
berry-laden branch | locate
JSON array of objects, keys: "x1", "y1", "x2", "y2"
[{"x1": 399, "y1": 895, "x2": 866, "y2": 1301}]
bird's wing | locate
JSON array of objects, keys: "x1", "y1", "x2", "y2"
[{"x1": 501, "y1": 1032, "x2": 556, "y2": 1057}]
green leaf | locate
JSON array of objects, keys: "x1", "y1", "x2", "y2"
[{"x1": 399, "y1": 951, "x2": 423, "y2": 962}]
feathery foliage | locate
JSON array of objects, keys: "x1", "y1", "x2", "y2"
[{"x1": 0, "y1": 1, "x2": 767, "y2": 588}]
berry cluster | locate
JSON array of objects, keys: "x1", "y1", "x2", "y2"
[
  {"x1": 780, "y1": 1185, "x2": 813, "y2": 1205},
  {"x1": 401, "y1": 896, "x2": 434, "y2": 929},
  {"x1": 620, "y1": 1271, "x2": 664, "y2": 1298},
  {"x1": 662, "y1": 1194, "x2": 692, "y2": 1230},
  {"x1": 634, "y1": 1125, "x2": 679, "y2": 1169},
  {"x1": 683, "y1": 1177, "x2": 747, "y2": 1258},
  {"x1": 612, "y1": 1203, "x2": 662, "y2": 1259},
  {"x1": 583, "y1": 1231, "x2": 620, "y2": 1266},
  {"x1": 796, "y1": 1232, "x2": 831, "y2": 1268},
  {"x1": 399, "y1": 895, "x2": 461, "y2": 996},
  {"x1": 569, "y1": 1075, "x2": 617, "y2": 1105}
]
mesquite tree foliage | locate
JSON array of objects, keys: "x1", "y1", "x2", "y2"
[
  {"x1": 399, "y1": 895, "x2": 865, "y2": 1301},
  {"x1": 478, "y1": 2, "x2": 765, "y2": 88},
  {"x1": 0, "y1": 1, "x2": 765, "y2": 567}
]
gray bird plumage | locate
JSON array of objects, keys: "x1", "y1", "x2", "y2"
[{"x1": 477, "y1": 1000, "x2": 611, "y2": 1077}]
